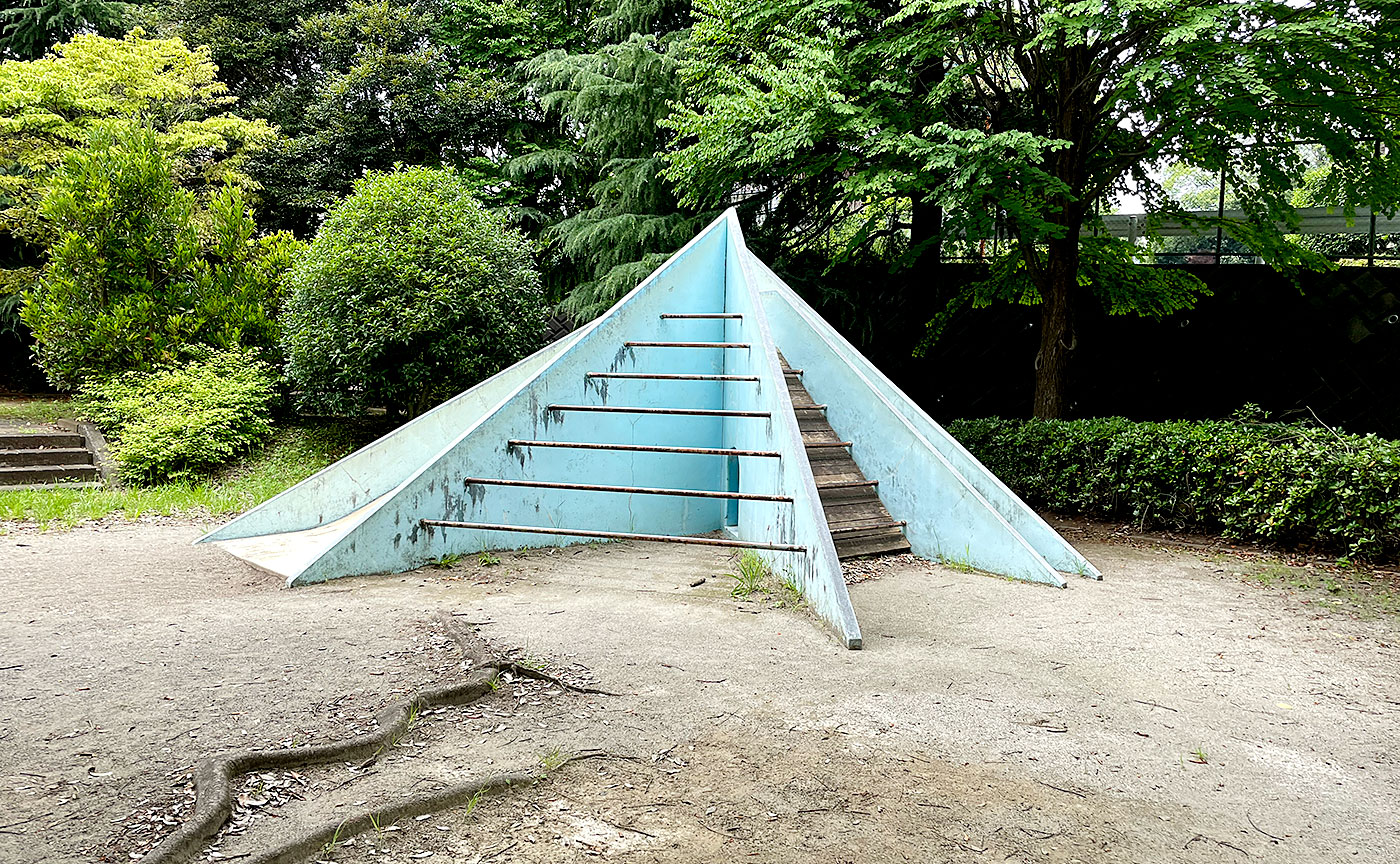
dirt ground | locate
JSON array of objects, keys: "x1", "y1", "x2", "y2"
[{"x1": 1, "y1": 520, "x2": 1397, "y2": 863}]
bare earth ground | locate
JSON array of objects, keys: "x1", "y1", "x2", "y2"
[{"x1": 1, "y1": 521, "x2": 1398, "y2": 863}]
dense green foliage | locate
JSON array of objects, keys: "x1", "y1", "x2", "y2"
[
  {"x1": 0, "y1": 0, "x2": 133, "y2": 60},
  {"x1": 950, "y1": 415, "x2": 1400, "y2": 560},
  {"x1": 282, "y1": 167, "x2": 544, "y2": 418},
  {"x1": 0, "y1": 31, "x2": 273, "y2": 246},
  {"x1": 79, "y1": 349, "x2": 278, "y2": 483},
  {"x1": 513, "y1": 0, "x2": 708, "y2": 316},
  {"x1": 21, "y1": 126, "x2": 299, "y2": 389},
  {"x1": 669, "y1": 0, "x2": 1400, "y2": 417}
]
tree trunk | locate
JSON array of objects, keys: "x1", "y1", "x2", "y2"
[
  {"x1": 1032, "y1": 235, "x2": 1078, "y2": 418},
  {"x1": 910, "y1": 196, "x2": 943, "y2": 267}
]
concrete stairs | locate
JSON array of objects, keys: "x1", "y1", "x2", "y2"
[{"x1": 0, "y1": 430, "x2": 101, "y2": 487}]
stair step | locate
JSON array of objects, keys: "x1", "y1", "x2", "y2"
[
  {"x1": 0, "y1": 447, "x2": 93, "y2": 468},
  {"x1": 0, "y1": 464, "x2": 100, "y2": 485},
  {"x1": 780, "y1": 351, "x2": 906, "y2": 561},
  {"x1": 0, "y1": 433, "x2": 83, "y2": 449},
  {"x1": 836, "y1": 532, "x2": 912, "y2": 559}
]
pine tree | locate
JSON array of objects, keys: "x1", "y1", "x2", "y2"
[
  {"x1": 513, "y1": 0, "x2": 711, "y2": 317},
  {"x1": 0, "y1": 0, "x2": 130, "y2": 60}
]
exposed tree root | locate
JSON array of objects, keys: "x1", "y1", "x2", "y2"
[
  {"x1": 232, "y1": 750, "x2": 618, "y2": 864},
  {"x1": 139, "y1": 620, "x2": 618, "y2": 864},
  {"x1": 233, "y1": 770, "x2": 535, "y2": 864},
  {"x1": 139, "y1": 667, "x2": 501, "y2": 864}
]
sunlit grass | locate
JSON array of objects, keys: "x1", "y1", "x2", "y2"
[
  {"x1": 0, "y1": 423, "x2": 357, "y2": 530},
  {"x1": 0, "y1": 397, "x2": 74, "y2": 424}
]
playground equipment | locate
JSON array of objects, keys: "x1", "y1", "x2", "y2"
[{"x1": 199, "y1": 210, "x2": 1099, "y2": 649}]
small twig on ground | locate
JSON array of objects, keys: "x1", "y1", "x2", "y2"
[
  {"x1": 1246, "y1": 812, "x2": 1286, "y2": 841},
  {"x1": 1133, "y1": 699, "x2": 1179, "y2": 712},
  {"x1": 1035, "y1": 780, "x2": 1087, "y2": 798},
  {"x1": 1185, "y1": 834, "x2": 1249, "y2": 857}
]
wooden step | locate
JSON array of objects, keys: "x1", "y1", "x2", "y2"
[
  {"x1": 779, "y1": 352, "x2": 910, "y2": 560},
  {"x1": 0, "y1": 464, "x2": 100, "y2": 485},
  {"x1": 0, "y1": 447, "x2": 93, "y2": 468}
]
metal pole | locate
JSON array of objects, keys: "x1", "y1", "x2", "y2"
[
  {"x1": 1370, "y1": 139, "x2": 1381, "y2": 269},
  {"x1": 1214, "y1": 166, "x2": 1227, "y2": 265}
]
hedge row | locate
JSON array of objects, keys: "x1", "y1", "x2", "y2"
[{"x1": 947, "y1": 416, "x2": 1400, "y2": 560}]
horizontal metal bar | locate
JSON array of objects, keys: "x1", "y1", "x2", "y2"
[
  {"x1": 547, "y1": 405, "x2": 770, "y2": 418},
  {"x1": 586, "y1": 373, "x2": 759, "y2": 382},
  {"x1": 660, "y1": 313, "x2": 743, "y2": 319},
  {"x1": 508, "y1": 440, "x2": 781, "y2": 458},
  {"x1": 419, "y1": 520, "x2": 806, "y2": 553},
  {"x1": 624, "y1": 341, "x2": 750, "y2": 348},
  {"x1": 830, "y1": 521, "x2": 907, "y2": 535},
  {"x1": 783, "y1": 369, "x2": 804, "y2": 376},
  {"x1": 792, "y1": 404, "x2": 828, "y2": 411},
  {"x1": 805, "y1": 441, "x2": 853, "y2": 448},
  {"x1": 816, "y1": 479, "x2": 879, "y2": 490},
  {"x1": 461, "y1": 477, "x2": 792, "y2": 503}
]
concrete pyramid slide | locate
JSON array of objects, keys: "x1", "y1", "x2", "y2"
[{"x1": 199, "y1": 210, "x2": 1099, "y2": 649}]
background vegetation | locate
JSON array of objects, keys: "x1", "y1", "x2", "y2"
[{"x1": 0, "y1": 2, "x2": 1396, "y2": 561}]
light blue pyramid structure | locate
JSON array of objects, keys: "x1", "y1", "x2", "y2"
[{"x1": 200, "y1": 210, "x2": 1099, "y2": 649}]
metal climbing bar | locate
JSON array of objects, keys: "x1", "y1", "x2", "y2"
[
  {"x1": 805, "y1": 441, "x2": 853, "y2": 448},
  {"x1": 586, "y1": 372, "x2": 759, "y2": 382},
  {"x1": 547, "y1": 405, "x2": 770, "y2": 418},
  {"x1": 507, "y1": 440, "x2": 782, "y2": 458},
  {"x1": 816, "y1": 479, "x2": 879, "y2": 490},
  {"x1": 659, "y1": 313, "x2": 743, "y2": 319},
  {"x1": 419, "y1": 520, "x2": 806, "y2": 552},
  {"x1": 460, "y1": 477, "x2": 792, "y2": 503},
  {"x1": 624, "y1": 341, "x2": 750, "y2": 348}
]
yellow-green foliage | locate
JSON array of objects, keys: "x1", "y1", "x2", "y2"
[
  {"x1": 0, "y1": 30, "x2": 274, "y2": 242},
  {"x1": 79, "y1": 350, "x2": 278, "y2": 485}
]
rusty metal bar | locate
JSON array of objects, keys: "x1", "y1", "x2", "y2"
[
  {"x1": 419, "y1": 520, "x2": 806, "y2": 552},
  {"x1": 586, "y1": 372, "x2": 759, "y2": 382},
  {"x1": 460, "y1": 477, "x2": 792, "y2": 503},
  {"x1": 547, "y1": 405, "x2": 770, "y2": 418},
  {"x1": 660, "y1": 313, "x2": 743, "y2": 319},
  {"x1": 830, "y1": 521, "x2": 907, "y2": 535},
  {"x1": 792, "y1": 404, "x2": 828, "y2": 410},
  {"x1": 783, "y1": 369, "x2": 804, "y2": 376},
  {"x1": 804, "y1": 441, "x2": 853, "y2": 448},
  {"x1": 816, "y1": 479, "x2": 879, "y2": 490},
  {"x1": 624, "y1": 341, "x2": 750, "y2": 348},
  {"x1": 508, "y1": 440, "x2": 781, "y2": 458}
]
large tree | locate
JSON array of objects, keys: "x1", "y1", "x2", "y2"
[
  {"x1": 511, "y1": 0, "x2": 711, "y2": 315},
  {"x1": 153, "y1": 0, "x2": 590, "y2": 234},
  {"x1": 669, "y1": 0, "x2": 1400, "y2": 417},
  {"x1": 0, "y1": 30, "x2": 274, "y2": 290}
]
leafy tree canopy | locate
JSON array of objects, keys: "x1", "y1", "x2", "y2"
[
  {"x1": 668, "y1": 0, "x2": 1400, "y2": 417},
  {"x1": 22, "y1": 124, "x2": 299, "y2": 389},
  {"x1": 0, "y1": 30, "x2": 274, "y2": 244},
  {"x1": 0, "y1": 0, "x2": 133, "y2": 60},
  {"x1": 512, "y1": 0, "x2": 712, "y2": 317}
]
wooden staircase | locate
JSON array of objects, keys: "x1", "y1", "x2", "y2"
[{"x1": 781, "y1": 355, "x2": 910, "y2": 559}]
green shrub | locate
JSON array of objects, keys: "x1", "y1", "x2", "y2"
[
  {"x1": 21, "y1": 125, "x2": 300, "y2": 389},
  {"x1": 948, "y1": 414, "x2": 1400, "y2": 560},
  {"x1": 282, "y1": 166, "x2": 545, "y2": 419},
  {"x1": 79, "y1": 351, "x2": 278, "y2": 484}
]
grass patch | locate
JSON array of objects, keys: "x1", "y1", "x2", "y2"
[
  {"x1": 1245, "y1": 561, "x2": 1400, "y2": 618},
  {"x1": 0, "y1": 397, "x2": 73, "y2": 424},
  {"x1": 0, "y1": 422, "x2": 356, "y2": 530}
]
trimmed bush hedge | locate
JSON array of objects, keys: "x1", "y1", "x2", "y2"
[
  {"x1": 947, "y1": 415, "x2": 1400, "y2": 560},
  {"x1": 80, "y1": 351, "x2": 278, "y2": 485}
]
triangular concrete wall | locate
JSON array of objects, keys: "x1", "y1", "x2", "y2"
[{"x1": 201, "y1": 210, "x2": 1097, "y2": 650}]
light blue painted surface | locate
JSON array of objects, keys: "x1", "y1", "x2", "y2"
[
  {"x1": 751, "y1": 258, "x2": 1100, "y2": 582},
  {"x1": 201, "y1": 208, "x2": 1097, "y2": 649}
]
